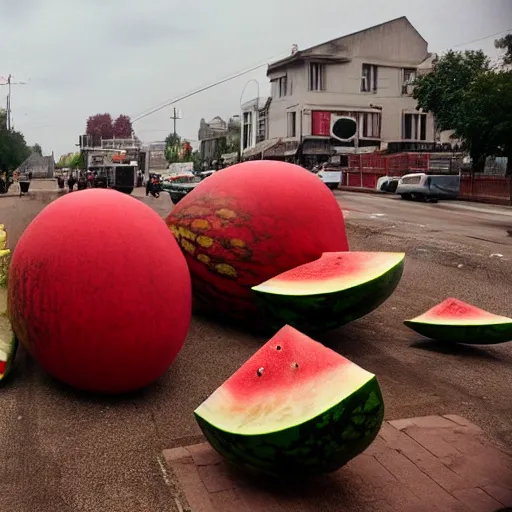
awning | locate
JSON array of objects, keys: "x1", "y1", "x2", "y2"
[
  {"x1": 302, "y1": 138, "x2": 333, "y2": 155},
  {"x1": 243, "y1": 138, "x2": 280, "y2": 158},
  {"x1": 221, "y1": 152, "x2": 238, "y2": 164},
  {"x1": 263, "y1": 140, "x2": 299, "y2": 158}
]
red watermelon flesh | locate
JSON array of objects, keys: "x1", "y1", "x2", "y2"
[
  {"x1": 404, "y1": 298, "x2": 512, "y2": 344},
  {"x1": 194, "y1": 325, "x2": 384, "y2": 477},
  {"x1": 251, "y1": 252, "x2": 405, "y2": 333},
  {"x1": 8, "y1": 189, "x2": 192, "y2": 393},
  {"x1": 166, "y1": 161, "x2": 348, "y2": 323}
]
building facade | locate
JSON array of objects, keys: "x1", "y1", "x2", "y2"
[
  {"x1": 198, "y1": 116, "x2": 240, "y2": 165},
  {"x1": 240, "y1": 97, "x2": 272, "y2": 158},
  {"x1": 262, "y1": 16, "x2": 436, "y2": 165}
]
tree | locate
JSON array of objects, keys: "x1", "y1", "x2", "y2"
[
  {"x1": 459, "y1": 70, "x2": 512, "y2": 173},
  {"x1": 495, "y1": 34, "x2": 512, "y2": 66},
  {"x1": 413, "y1": 50, "x2": 494, "y2": 168},
  {"x1": 31, "y1": 143, "x2": 43, "y2": 155},
  {"x1": 0, "y1": 109, "x2": 31, "y2": 172},
  {"x1": 165, "y1": 133, "x2": 182, "y2": 164},
  {"x1": 113, "y1": 115, "x2": 133, "y2": 138},
  {"x1": 86, "y1": 113, "x2": 114, "y2": 146},
  {"x1": 413, "y1": 50, "x2": 490, "y2": 133}
]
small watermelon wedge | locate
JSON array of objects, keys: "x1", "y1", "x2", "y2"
[
  {"x1": 404, "y1": 298, "x2": 512, "y2": 345},
  {"x1": 194, "y1": 325, "x2": 384, "y2": 479},
  {"x1": 251, "y1": 252, "x2": 405, "y2": 333}
]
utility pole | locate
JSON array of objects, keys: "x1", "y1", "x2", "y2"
[
  {"x1": 1, "y1": 74, "x2": 27, "y2": 131},
  {"x1": 170, "y1": 107, "x2": 182, "y2": 137}
]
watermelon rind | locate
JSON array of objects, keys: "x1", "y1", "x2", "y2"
[
  {"x1": 404, "y1": 298, "x2": 512, "y2": 345},
  {"x1": 195, "y1": 378, "x2": 384, "y2": 479},
  {"x1": 404, "y1": 321, "x2": 512, "y2": 345},
  {"x1": 251, "y1": 252, "x2": 405, "y2": 334},
  {"x1": 0, "y1": 244, "x2": 17, "y2": 383}
]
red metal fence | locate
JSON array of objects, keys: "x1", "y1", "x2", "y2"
[
  {"x1": 344, "y1": 153, "x2": 430, "y2": 189},
  {"x1": 342, "y1": 152, "x2": 511, "y2": 205},
  {"x1": 459, "y1": 174, "x2": 511, "y2": 205}
]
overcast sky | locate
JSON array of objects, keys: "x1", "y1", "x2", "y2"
[{"x1": 1, "y1": 0, "x2": 511, "y2": 157}]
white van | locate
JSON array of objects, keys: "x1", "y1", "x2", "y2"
[{"x1": 396, "y1": 173, "x2": 460, "y2": 201}]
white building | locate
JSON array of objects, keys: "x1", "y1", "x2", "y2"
[{"x1": 245, "y1": 16, "x2": 439, "y2": 165}]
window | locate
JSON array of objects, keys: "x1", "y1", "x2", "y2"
[
  {"x1": 361, "y1": 64, "x2": 378, "y2": 92},
  {"x1": 403, "y1": 113, "x2": 427, "y2": 140},
  {"x1": 242, "y1": 111, "x2": 253, "y2": 149},
  {"x1": 309, "y1": 63, "x2": 325, "y2": 91},
  {"x1": 287, "y1": 112, "x2": 297, "y2": 137},
  {"x1": 402, "y1": 68, "x2": 417, "y2": 94},
  {"x1": 278, "y1": 76, "x2": 287, "y2": 97},
  {"x1": 271, "y1": 76, "x2": 288, "y2": 97},
  {"x1": 359, "y1": 112, "x2": 381, "y2": 138}
]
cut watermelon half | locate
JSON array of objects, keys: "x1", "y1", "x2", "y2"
[
  {"x1": 194, "y1": 325, "x2": 384, "y2": 478},
  {"x1": 404, "y1": 298, "x2": 512, "y2": 345},
  {"x1": 0, "y1": 247, "x2": 17, "y2": 382},
  {"x1": 251, "y1": 251, "x2": 405, "y2": 333}
]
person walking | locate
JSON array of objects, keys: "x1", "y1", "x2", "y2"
[{"x1": 67, "y1": 174, "x2": 76, "y2": 193}]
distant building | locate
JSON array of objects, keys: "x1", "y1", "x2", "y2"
[
  {"x1": 198, "y1": 116, "x2": 240, "y2": 165},
  {"x1": 16, "y1": 151, "x2": 55, "y2": 178},
  {"x1": 251, "y1": 16, "x2": 439, "y2": 166}
]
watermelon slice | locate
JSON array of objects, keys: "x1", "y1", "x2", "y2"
[
  {"x1": 0, "y1": 234, "x2": 17, "y2": 382},
  {"x1": 404, "y1": 298, "x2": 512, "y2": 345},
  {"x1": 251, "y1": 252, "x2": 405, "y2": 333},
  {"x1": 194, "y1": 325, "x2": 384, "y2": 478}
]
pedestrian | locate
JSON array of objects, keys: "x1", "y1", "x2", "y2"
[{"x1": 67, "y1": 174, "x2": 76, "y2": 193}]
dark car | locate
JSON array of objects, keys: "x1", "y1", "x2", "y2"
[{"x1": 166, "y1": 176, "x2": 202, "y2": 204}]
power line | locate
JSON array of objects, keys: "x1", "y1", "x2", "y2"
[
  {"x1": 442, "y1": 28, "x2": 511, "y2": 51},
  {"x1": 131, "y1": 27, "x2": 512, "y2": 125},
  {"x1": 131, "y1": 52, "x2": 286, "y2": 123}
]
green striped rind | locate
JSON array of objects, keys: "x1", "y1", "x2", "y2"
[
  {"x1": 0, "y1": 249, "x2": 11, "y2": 288},
  {"x1": 403, "y1": 320, "x2": 512, "y2": 345},
  {"x1": 252, "y1": 259, "x2": 404, "y2": 334},
  {"x1": 194, "y1": 377, "x2": 384, "y2": 479}
]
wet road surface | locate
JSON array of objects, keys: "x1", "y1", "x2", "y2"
[{"x1": 0, "y1": 189, "x2": 510, "y2": 511}]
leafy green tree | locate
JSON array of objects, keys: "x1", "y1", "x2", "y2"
[
  {"x1": 412, "y1": 50, "x2": 511, "y2": 170},
  {"x1": 165, "y1": 133, "x2": 182, "y2": 164},
  {"x1": 459, "y1": 70, "x2": 512, "y2": 173},
  {"x1": 413, "y1": 50, "x2": 490, "y2": 133},
  {"x1": 495, "y1": 34, "x2": 512, "y2": 66},
  {"x1": 0, "y1": 109, "x2": 31, "y2": 172}
]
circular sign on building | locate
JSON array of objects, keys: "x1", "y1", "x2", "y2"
[{"x1": 331, "y1": 116, "x2": 357, "y2": 142}]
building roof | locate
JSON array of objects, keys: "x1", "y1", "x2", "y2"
[{"x1": 268, "y1": 16, "x2": 427, "y2": 74}]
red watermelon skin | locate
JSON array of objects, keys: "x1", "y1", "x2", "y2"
[
  {"x1": 166, "y1": 161, "x2": 348, "y2": 323},
  {"x1": 8, "y1": 189, "x2": 192, "y2": 393}
]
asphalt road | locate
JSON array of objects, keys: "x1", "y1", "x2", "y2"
[{"x1": 0, "y1": 189, "x2": 511, "y2": 512}]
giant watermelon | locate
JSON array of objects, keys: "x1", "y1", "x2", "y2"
[
  {"x1": 252, "y1": 251, "x2": 405, "y2": 333},
  {"x1": 194, "y1": 325, "x2": 384, "y2": 478},
  {"x1": 166, "y1": 161, "x2": 348, "y2": 324},
  {"x1": 404, "y1": 298, "x2": 512, "y2": 345},
  {"x1": 8, "y1": 189, "x2": 192, "y2": 393}
]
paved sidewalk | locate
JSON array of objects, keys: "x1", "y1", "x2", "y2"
[{"x1": 163, "y1": 415, "x2": 512, "y2": 512}]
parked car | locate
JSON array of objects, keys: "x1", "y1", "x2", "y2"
[
  {"x1": 317, "y1": 165, "x2": 343, "y2": 189},
  {"x1": 376, "y1": 176, "x2": 400, "y2": 194},
  {"x1": 165, "y1": 176, "x2": 202, "y2": 204},
  {"x1": 396, "y1": 173, "x2": 460, "y2": 202}
]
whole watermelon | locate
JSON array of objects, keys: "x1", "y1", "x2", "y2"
[
  {"x1": 166, "y1": 161, "x2": 348, "y2": 324},
  {"x1": 8, "y1": 189, "x2": 192, "y2": 393}
]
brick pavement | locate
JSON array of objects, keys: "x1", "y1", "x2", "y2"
[{"x1": 163, "y1": 415, "x2": 512, "y2": 512}]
